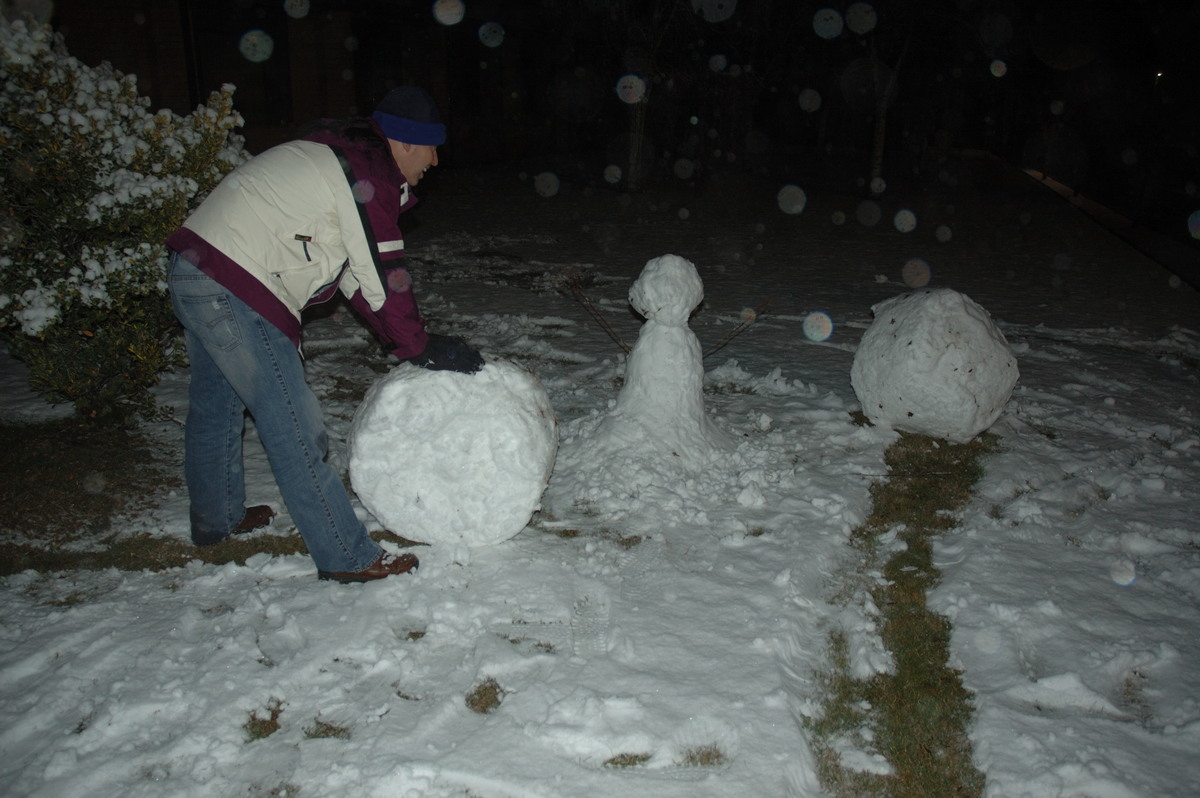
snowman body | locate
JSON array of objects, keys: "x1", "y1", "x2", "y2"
[
  {"x1": 598, "y1": 254, "x2": 727, "y2": 459},
  {"x1": 543, "y1": 254, "x2": 734, "y2": 521}
]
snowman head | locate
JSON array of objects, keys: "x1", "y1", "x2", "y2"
[{"x1": 629, "y1": 254, "x2": 704, "y2": 326}]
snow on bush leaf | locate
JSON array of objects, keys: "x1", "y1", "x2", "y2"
[{"x1": 0, "y1": 17, "x2": 246, "y2": 419}]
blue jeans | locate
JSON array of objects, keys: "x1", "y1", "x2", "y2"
[{"x1": 168, "y1": 253, "x2": 382, "y2": 573}]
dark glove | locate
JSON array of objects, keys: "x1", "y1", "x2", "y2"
[{"x1": 408, "y1": 333, "x2": 484, "y2": 374}]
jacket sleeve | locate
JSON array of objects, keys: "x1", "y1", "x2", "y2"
[
  {"x1": 346, "y1": 266, "x2": 429, "y2": 359},
  {"x1": 314, "y1": 137, "x2": 428, "y2": 358}
]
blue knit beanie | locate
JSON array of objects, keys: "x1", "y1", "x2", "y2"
[{"x1": 372, "y1": 86, "x2": 446, "y2": 146}]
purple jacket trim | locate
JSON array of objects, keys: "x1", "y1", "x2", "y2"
[
  {"x1": 348, "y1": 288, "x2": 429, "y2": 360},
  {"x1": 166, "y1": 227, "x2": 303, "y2": 348}
]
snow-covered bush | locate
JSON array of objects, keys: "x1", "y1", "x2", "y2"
[{"x1": 0, "y1": 17, "x2": 246, "y2": 420}]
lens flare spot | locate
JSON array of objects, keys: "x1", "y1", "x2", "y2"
[
  {"x1": 846, "y1": 2, "x2": 877, "y2": 35},
  {"x1": 979, "y1": 12, "x2": 1013, "y2": 48},
  {"x1": 284, "y1": 0, "x2": 311, "y2": 19},
  {"x1": 893, "y1": 209, "x2": 917, "y2": 233},
  {"x1": 604, "y1": 164, "x2": 623, "y2": 184},
  {"x1": 352, "y1": 179, "x2": 376, "y2": 204},
  {"x1": 673, "y1": 158, "x2": 696, "y2": 180},
  {"x1": 692, "y1": 0, "x2": 738, "y2": 23},
  {"x1": 813, "y1": 8, "x2": 844, "y2": 39},
  {"x1": 798, "y1": 88, "x2": 822, "y2": 112},
  {"x1": 0, "y1": 216, "x2": 25, "y2": 246},
  {"x1": 534, "y1": 172, "x2": 560, "y2": 198},
  {"x1": 238, "y1": 29, "x2": 274, "y2": 62},
  {"x1": 935, "y1": 224, "x2": 953, "y2": 242},
  {"x1": 990, "y1": 59, "x2": 1008, "y2": 77},
  {"x1": 803, "y1": 311, "x2": 834, "y2": 342},
  {"x1": 1188, "y1": 209, "x2": 1200, "y2": 239},
  {"x1": 478, "y1": 22, "x2": 505, "y2": 47},
  {"x1": 777, "y1": 184, "x2": 807, "y2": 215},
  {"x1": 1110, "y1": 559, "x2": 1136, "y2": 586},
  {"x1": 870, "y1": 176, "x2": 887, "y2": 195},
  {"x1": 708, "y1": 54, "x2": 728, "y2": 72},
  {"x1": 902, "y1": 258, "x2": 932, "y2": 288},
  {"x1": 615, "y1": 74, "x2": 647, "y2": 104},
  {"x1": 856, "y1": 200, "x2": 882, "y2": 227},
  {"x1": 432, "y1": 0, "x2": 465, "y2": 25}
]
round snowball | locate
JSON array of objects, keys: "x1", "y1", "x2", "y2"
[
  {"x1": 850, "y1": 288, "x2": 1018, "y2": 443},
  {"x1": 349, "y1": 360, "x2": 558, "y2": 547}
]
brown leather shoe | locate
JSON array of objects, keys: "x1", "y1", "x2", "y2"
[
  {"x1": 193, "y1": 505, "x2": 277, "y2": 546},
  {"x1": 234, "y1": 505, "x2": 275, "y2": 534},
  {"x1": 318, "y1": 551, "x2": 420, "y2": 583}
]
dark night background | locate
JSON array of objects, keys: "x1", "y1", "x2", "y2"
[{"x1": 43, "y1": 0, "x2": 1200, "y2": 252}]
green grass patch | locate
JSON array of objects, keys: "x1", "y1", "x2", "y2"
[
  {"x1": 248, "y1": 782, "x2": 301, "y2": 798},
  {"x1": 536, "y1": 522, "x2": 642, "y2": 549},
  {"x1": 603, "y1": 752, "x2": 652, "y2": 768},
  {"x1": 244, "y1": 698, "x2": 285, "y2": 742},
  {"x1": 0, "y1": 416, "x2": 177, "y2": 542},
  {"x1": 678, "y1": 743, "x2": 727, "y2": 768},
  {"x1": 0, "y1": 414, "x2": 421, "y2": 580},
  {"x1": 1, "y1": 532, "x2": 311, "y2": 577},
  {"x1": 303, "y1": 718, "x2": 351, "y2": 740},
  {"x1": 465, "y1": 677, "x2": 505, "y2": 714},
  {"x1": 498, "y1": 632, "x2": 556, "y2": 653},
  {"x1": 703, "y1": 382, "x2": 756, "y2": 395},
  {"x1": 808, "y1": 432, "x2": 996, "y2": 798},
  {"x1": 0, "y1": 509, "x2": 420, "y2": 579},
  {"x1": 1, "y1": 518, "x2": 420, "y2": 579},
  {"x1": 806, "y1": 631, "x2": 891, "y2": 796}
]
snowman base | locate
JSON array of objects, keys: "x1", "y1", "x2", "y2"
[
  {"x1": 850, "y1": 288, "x2": 1018, "y2": 443},
  {"x1": 348, "y1": 359, "x2": 558, "y2": 547},
  {"x1": 544, "y1": 253, "x2": 737, "y2": 522}
]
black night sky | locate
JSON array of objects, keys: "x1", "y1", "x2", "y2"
[{"x1": 49, "y1": 0, "x2": 1200, "y2": 249}]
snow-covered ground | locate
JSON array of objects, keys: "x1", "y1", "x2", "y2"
[{"x1": 2, "y1": 152, "x2": 1198, "y2": 797}]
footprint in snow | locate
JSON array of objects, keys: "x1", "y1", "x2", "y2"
[
  {"x1": 617, "y1": 538, "x2": 669, "y2": 605},
  {"x1": 569, "y1": 591, "x2": 612, "y2": 659}
]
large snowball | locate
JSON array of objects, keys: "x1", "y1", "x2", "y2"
[
  {"x1": 850, "y1": 288, "x2": 1018, "y2": 443},
  {"x1": 348, "y1": 360, "x2": 558, "y2": 547}
]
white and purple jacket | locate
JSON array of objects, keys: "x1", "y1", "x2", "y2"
[{"x1": 167, "y1": 122, "x2": 429, "y2": 359}]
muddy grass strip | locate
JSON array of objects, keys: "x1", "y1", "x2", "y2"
[{"x1": 808, "y1": 430, "x2": 996, "y2": 798}]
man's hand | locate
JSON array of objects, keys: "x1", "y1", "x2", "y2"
[{"x1": 407, "y1": 333, "x2": 484, "y2": 374}]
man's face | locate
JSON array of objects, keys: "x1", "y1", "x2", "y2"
[{"x1": 389, "y1": 140, "x2": 439, "y2": 186}]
